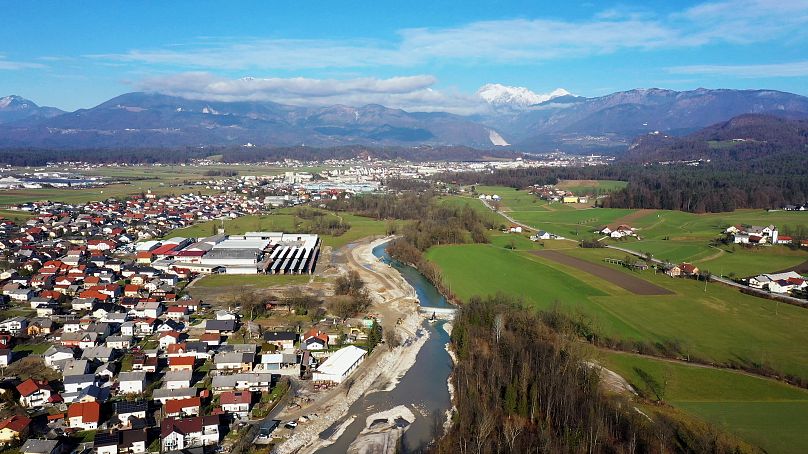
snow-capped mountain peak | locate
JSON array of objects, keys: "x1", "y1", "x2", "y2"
[
  {"x1": 0, "y1": 95, "x2": 33, "y2": 110},
  {"x1": 477, "y1": 84, "x2": 570, "y2": 108}
]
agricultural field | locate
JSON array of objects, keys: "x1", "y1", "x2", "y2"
[
  {"x1": 601, "y1": 351, "x2": 808, "y2": 454},
  {"x1": 0, "y1": 208, "x2": 34, "y2": 222},
  {"x1": 555, "y1": 179, "x2": 627, "y2": 195},
  {"x1": 426, "y1": 242, "x2": 808, "y2": 379},
  {"x1": 477, "y1": 185, "x2": 808, "y2": 276}
]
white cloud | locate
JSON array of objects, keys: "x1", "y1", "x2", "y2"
[
  {"x1": 138, "y1": 73, "x2": 488, "y2": 114},
  {"x1": 87, "y1": 0, "x2": 808, "y2": 71},
  {"x1": 0, "y1": 56, "x2": 45, "y2": 70},
  {"x1": 668, "y1": 60, "x2": 808, "y2": 77}
]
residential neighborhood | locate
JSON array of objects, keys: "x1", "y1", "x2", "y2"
[{"x1": 0, "y1": 190, "x2": 379, "y2": 454}]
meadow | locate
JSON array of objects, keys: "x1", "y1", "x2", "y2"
[
  {"x1": 479, "y1": 184, "x2": 808, "y2": 276},
  {"x1": 427, "y1": 241, "x2": 808, "y2": 379},
  {"x1": 193, "y1": 273, "x2": 313, "y2": 288},
  {"x1": 601, "y1": 351, "x2": 808, "y2": 454},
  {"x1": 555, "y1": 179, "x2": 628, "y2": 195}
]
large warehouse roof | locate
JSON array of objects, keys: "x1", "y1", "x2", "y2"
[
  {"x1": 211, "y1": 237, "x2": 271, "y2": 250},
  {"x1": 316, "y1": 346, "x2": 366, "y2": 376}
]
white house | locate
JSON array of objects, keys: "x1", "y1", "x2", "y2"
[
  {"x1": 0, "y1": 317, "x2": 28, "y2": 335},
  {"x1": 219, "y1": 391, "x2": 252, "y2": 420},
  {"x1": 43, "y1": 346, "x2": 75, "y2": 368},
  {"x1": 16, "y1": 379, "x2": 53, "y2": 408},
  {"x1": 0, "y1": 349, "x2": 11, "y2": 367},
  {"x1": 64, "y1": 374, "x2": 96, "y2": 394},
  {"x1": 164, "y1": 370, "x2": 193, "y2": 389},
  {"x1": 67, "y1": 401, "x2": 100, "y2": 431},
  {"x1": 160, "y1": 416, "x2": 220, "y2": 451},
  {"x1": 118, "y1": 371, "x2": 148, "y2": 394}
]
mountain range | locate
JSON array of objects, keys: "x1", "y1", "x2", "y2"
[
  {"x1": 0, "y1": 95, "x2": 64, "y2": 124},
  {"x1": 1, "y1": 87, "x2": 807, "y2": 152}
]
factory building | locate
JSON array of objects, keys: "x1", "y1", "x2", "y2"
[{"x1": 149, "y1": 232, "x2": 320, "y2": 276}]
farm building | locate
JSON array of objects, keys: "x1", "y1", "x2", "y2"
[{"x1": 312, "y1": 346, "x2": 367, "y2": 383}]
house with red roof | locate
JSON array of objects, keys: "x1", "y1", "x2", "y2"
[
  {"x1": 67, "y1": 401, "x2": 101, "y2": 430},
  {"x1": 219, "y1": 391, "x2": 253, "y2": 419},
  {"x1": 164, "y1": 397, "x2": 201, "y2": 418},
  {"x1": 168, "y1": 355, "x2": 196, "y2": 372},
  {"x1": 679, "y1": 263, "x2": 700, "y2": 276},
  {"x1": 303, "y1": 328, "x2": 329, "y2": 350},
  {"x1": 0, "y1": 414, "x2": 31, "y2": 444},
  {"x1": 159, "y1": 331, "x2": 181, "y2": 349},
  {"x1": 16, "y1": 378, "x2": 54, "y2": 408}
]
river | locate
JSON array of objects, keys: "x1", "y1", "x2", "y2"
[{"x1": 315, "y1": 242, "x2": 454, "y2": 453}]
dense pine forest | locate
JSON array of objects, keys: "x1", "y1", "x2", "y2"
[{"x1": 435, "y1": 295, "x2": 756, "y2": 454}]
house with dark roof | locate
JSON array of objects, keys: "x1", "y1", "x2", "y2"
[
  {"x1": 160, "y1": 415, "x2": 220, "y2": 451},
  {"x1": 93, "y1": 429, "x2": 148, "y2": 454},
  {"x1": 204, "y1": 319, "x2": 236, "y2": 334},
  {"x1": 113, "y1": 400, "x2": 148, "y2": 429},
  {"x1": 20, "y1": 438, "x2": 60, "y2": 454},
  {"x1": 262, "y1": 331, "x2": 298, "y2": 350}
]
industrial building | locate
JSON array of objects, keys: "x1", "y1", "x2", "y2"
[
  {"x1": 312, "y1": 346, "x2": 367, "y2": 383},
  {"x1": 145, "y1": 232, "x2": 320, "y2": 276}
]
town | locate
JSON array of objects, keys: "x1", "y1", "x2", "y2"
[{"x1": 0, "y1": 188, "x2": 380, "y2": 454}]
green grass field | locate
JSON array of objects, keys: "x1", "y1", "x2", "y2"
[
  {"x1": 438, "y1": 195, "x2": 510, "y2": 228},
  {"x1": 427, "y1": 243, "x2": 808, "y2": 379},
  {"x1": 193, "y1": 274, "x2": 313, "y2": 288},
  {"x1": 12, "y1": 343, "x2": 51, "y2": 355},
  {"x1": 0, "y1": 208, "x2": 34, "y2": 222},
  {"x1": 601, "y1": 352, "x2": 808, "y2": 454},
  {"x1": 556, "y1": 179, "x2": 628, "y2": 195},
  {"x1": 476, "y1": 185, "x2": 808, "y2": 276}
]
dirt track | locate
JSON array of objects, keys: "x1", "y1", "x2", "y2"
[{"x1": 532, "y1": 250, "x2": 673, "y2": 295}]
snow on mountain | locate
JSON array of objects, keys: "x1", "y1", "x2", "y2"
[
  {"x1": 0, "y1": 95, "x2": 31, "y2": 110},
  {"x1": 477, "y1": 84, "x2": 570, "y2": 108}
]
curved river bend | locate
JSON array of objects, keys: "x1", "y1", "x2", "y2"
[{"x1": 315, "y1": 242, "x2": 453, "y2": 453}]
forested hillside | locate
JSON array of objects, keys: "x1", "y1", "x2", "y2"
[
  {"x1": 625, "y1": 114, "x2": 808, "y2": 165},
  {"x1": 434, "y1": 295, "x2": 756, "y2": 453}
]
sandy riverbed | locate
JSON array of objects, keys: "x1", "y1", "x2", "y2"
[{"x1": 274, "y1": 237, "x2": 430, "y2": 454}]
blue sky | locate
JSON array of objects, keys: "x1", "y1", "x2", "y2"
[{"x1": 1, "y1": 0, "x2": 806, "y2": 112}]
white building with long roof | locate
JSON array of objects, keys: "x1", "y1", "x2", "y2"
[{"x1": 312, "y1": 346, "x2": 367, "y2": 383}]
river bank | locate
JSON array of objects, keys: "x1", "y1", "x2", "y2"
[{"x1": 274, "y1": 236, "x2": 436, "y2": 454}]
